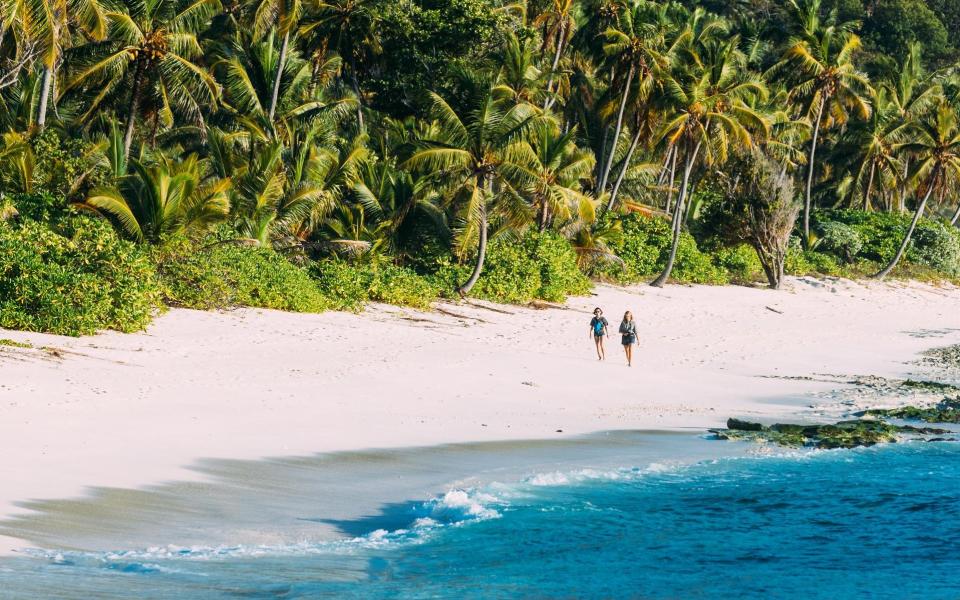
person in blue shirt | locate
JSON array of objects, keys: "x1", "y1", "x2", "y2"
[{"x1": 589, "y1": 307, "x2": 609, "y2": 361}]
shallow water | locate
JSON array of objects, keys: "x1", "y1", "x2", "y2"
[{"x1": 2, "y1": 439, "x2": 959, "y2": 599}]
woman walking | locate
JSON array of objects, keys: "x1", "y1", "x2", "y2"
[
  {"x1": 619, "y1": 311, "x2": 638, "y2": 367},
  {"x1": 589, "y1": 307, "x2": 609, "y2": 360}
]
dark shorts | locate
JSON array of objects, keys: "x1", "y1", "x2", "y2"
[
  {"x1": 622, "y1": 335, "x2": 636, "y2": 346},
  {"x1": 594, "y1": 334, "x2": 604, "y2": 341}
]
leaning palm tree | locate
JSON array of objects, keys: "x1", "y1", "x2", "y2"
[
  {"x1": 772, "y1": 0, "x2": 872, "y2": 245},
  {"x1": 651, "y1": 37, "x2": 769, "y2": 287},
  {"x1": 62, "y1": 0, "x2": 221, "y2": 162},
  {"x1": 83, "y1": 153, "x2": 230, "y2": 243},
  {"x1": 404, "y1": 74, "x2": 538, "y2": 296},
  {"x1": 874, "y1": 102, "x2": 960, "y2": 279}
]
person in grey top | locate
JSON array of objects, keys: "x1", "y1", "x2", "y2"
[{"x1": 619, "y1": 311, "x2": 638, "y2": 367}]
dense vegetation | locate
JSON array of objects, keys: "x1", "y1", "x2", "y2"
[{"x1": 1, "y1": 0, "x2": 959, "y2": 334}]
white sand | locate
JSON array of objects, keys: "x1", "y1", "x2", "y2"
[{"x1": 1, "y1": 276, "x2": 958, "y2": 553}]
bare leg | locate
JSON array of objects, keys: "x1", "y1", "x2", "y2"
[
  {"x1": 625, "y1": 344, "x2": 633, "y2": 367},
  {"x1": 595, "y1": 337, "x2": 603, "y2": 360}
]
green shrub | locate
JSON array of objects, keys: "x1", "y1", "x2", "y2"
[
  {"x1": 785, "y1": 238, "x2": 842, "y2": 276},
  {"x1": 597, "y1": 213, "x2": 727, "y2": 285},
  {"x1": 521, "y1": 232, "x2": 592, "y2": 302},
  {"x1": 370, "y1": 263, "x2": 441, "y2": 308},
  {"x1": 909, "y1": 219, "x2": 960, "y2": 276},
  {"x1": 157, "y1": 240, "x2": 329, "y2": 312},
  {"x1": 311, "y1": 260, "x2": 440, "y2": 310},
  {"x1": 816, "y1": 221, "x2": 864, "y2": 263},
  {"x1": 6, "y1": 191, "x2": 70, "y2": 223},
  {"x1": 813, "y1": 209, "x2": 960, "y2": 276},
  {"x1": 28, "y1": 129, "x2": 110, "y2": 201},
  {"x1": 712, "y1": 244, "x2": 764, "y2": 283},
  {"x1": 432, "y1": 231, "x2": 591, "y2": 303},
  {"x1": 433, "y1": 240, "x2": 541, "y2": 303},
  {"x1": 0, "y1": 217, "x2": 161, "y2": 336}
]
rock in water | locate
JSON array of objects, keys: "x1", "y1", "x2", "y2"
[{"x1": 727, "y1": 418, "x2": 764, "y2": 431}]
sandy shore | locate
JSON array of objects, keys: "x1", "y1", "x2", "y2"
[{"x1": 1, "y1": 276, "x2": 958, "y2": 553}]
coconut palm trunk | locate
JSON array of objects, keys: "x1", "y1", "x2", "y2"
[
  {"x1": 538, "y1": 195, "x2": 549, "y2": 232},
  {"x1": 652, "y1": 141, "x2": 701, "y2": 288},
  {"x1": 863, "y1": 161, "x2": 876, "y2": 210},
  {"x1": 607, "y1": 128, "x2": 642, "y2": 211},
  {"x1": 665, "y1": 147, "x2": 678, "y2": 213},
  {"x1": 37, "y1": 65, "x2": 53, "y2": 128},
  {"x1": 897, "y1": 157, "x2": 910, "y2": 212},
  {"x1": 268, "y1": 30, "x2": 289, "y2": 122},
  {"x1": 598, "y1": 64, "x2": 635, "y2": 195},
  {"x1": 874, "y1": 166, "x2": 939, "y2": 279},
  {"x1": 458, "y1": 176, "x2": 489, "y2": 296},
  {"x1": 951, "y1": 202, "x2": 960, "y2": 226},
  {"x1": 122, "y1": 62, "x2": 146, "y2": 162},
  {"x1": 803, "y1": 95, "x2": 827, "y2": 247},
  {"x1": 543, "y1": 22, "x2": 567, "y2": 111},
  {"x1": 351, "y1": 58, "x2": 364, "y2": 129}
]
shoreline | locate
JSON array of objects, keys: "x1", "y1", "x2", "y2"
[
  {"x1": 1, "y1": 430, "x2": 750, "y2": 556},
  {"x1": 1, "y1": 277, "x2": 958, "y2": 554}
]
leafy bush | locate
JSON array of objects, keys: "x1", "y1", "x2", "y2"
[
  {"x1": 156, "y1": 240, "x2": 329, "y2": 312},
  {"x1": 712, "y1": 244, "x2": 764, "y2": 283},
  {"x1": 311, "y1": 260, "x2": 440, "y2": 310},
  {"x1": 432, "y1": 231, "x2": 591, "y2": 303},
  {"x1": 598, "y1": 213, "x2": 727, "y2": 285},
  {"x1": 521, "y1": 232, "x2": 592, "y2": 302},
  {"x1": 5, "y1": 191, "x2": 71, "y2": 223},
  {"x1": 29, "y1": 129, "x2": 110, "y2": 201},
  {"x1": 813, "y1": 210, "x2": 960, "y2": 275},
  {"x1": 785, "y1": 238, "x2": 843, "y2": 276},
  {"x1": 0, "y1": 217, "x2": 161, "y2": 336},
  {"x1": 909, "y1": 219, "x2": 960, "y2": 276},
  {"x1": 816, "y1": 221, "x2": 864, "y2": 263}
]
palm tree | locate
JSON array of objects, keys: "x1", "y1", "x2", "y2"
[
  {"x1": 404, "y1": 75, "x2": 538, "y2": 296},
  {"x1": 298, "y1": 0, "x2": 380, "y2": 129},
  {"x1": 773, "y1": 0, "x2": 872, "y2": 245},
  {"x1": 874, "y1": 102, "x2": 960, "y2": 278},
  {"x1": 833, "y1": 88, "x2": 906, "y2": 211},
  {"x1": 213, "y1": 31, "x2": 352, "y2": 142},
  {"x1": 885, "y1": 42, "x2": 940, "y2": 213},
  {"x1": 651, "y1": 36, "x2": 769, "y2": 287},
  {"x1": 246, "y1": 0, "x2": 302, "y2": 122},
  {"x1": 596, "y1": 0, "x2": 671, "y2": 196},
  {"x1": 513, "y1": 119, "x2": 595, "y2": 231},
  {"x1": 534, "y1": 0, "x2": 575, "y2": 111},
  {"x1": 12, "y1": 0, "x2": 108, "y2": 128},
  {"x1": 63, "y1": 0, "x2": 222, "y2": 162},
  {"x1": 494, "y1": 32, "x2": 543, "y2": 106},
  {"x1": 83, "y1": 153, "x2": 230, "y2": 243},
  {"x1": 348, "y1": 160, "x2": 445, "y2": 257}
]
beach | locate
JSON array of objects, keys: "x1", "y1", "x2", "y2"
[{"x1": 1, "y1": 276, "x2": 959, "y2": 557}]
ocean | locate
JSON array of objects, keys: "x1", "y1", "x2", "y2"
[{"x1": 1, "y1": 437, "x2": 958, "y2": 599}]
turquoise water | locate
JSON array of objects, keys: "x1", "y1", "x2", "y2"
[{"x1": 2, "y1": 441, "x2": 959, "y2": 599}]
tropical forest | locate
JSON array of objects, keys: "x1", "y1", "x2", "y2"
[{"x1": 1, "y1": 0, "x2": 959, "y2": 335}]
